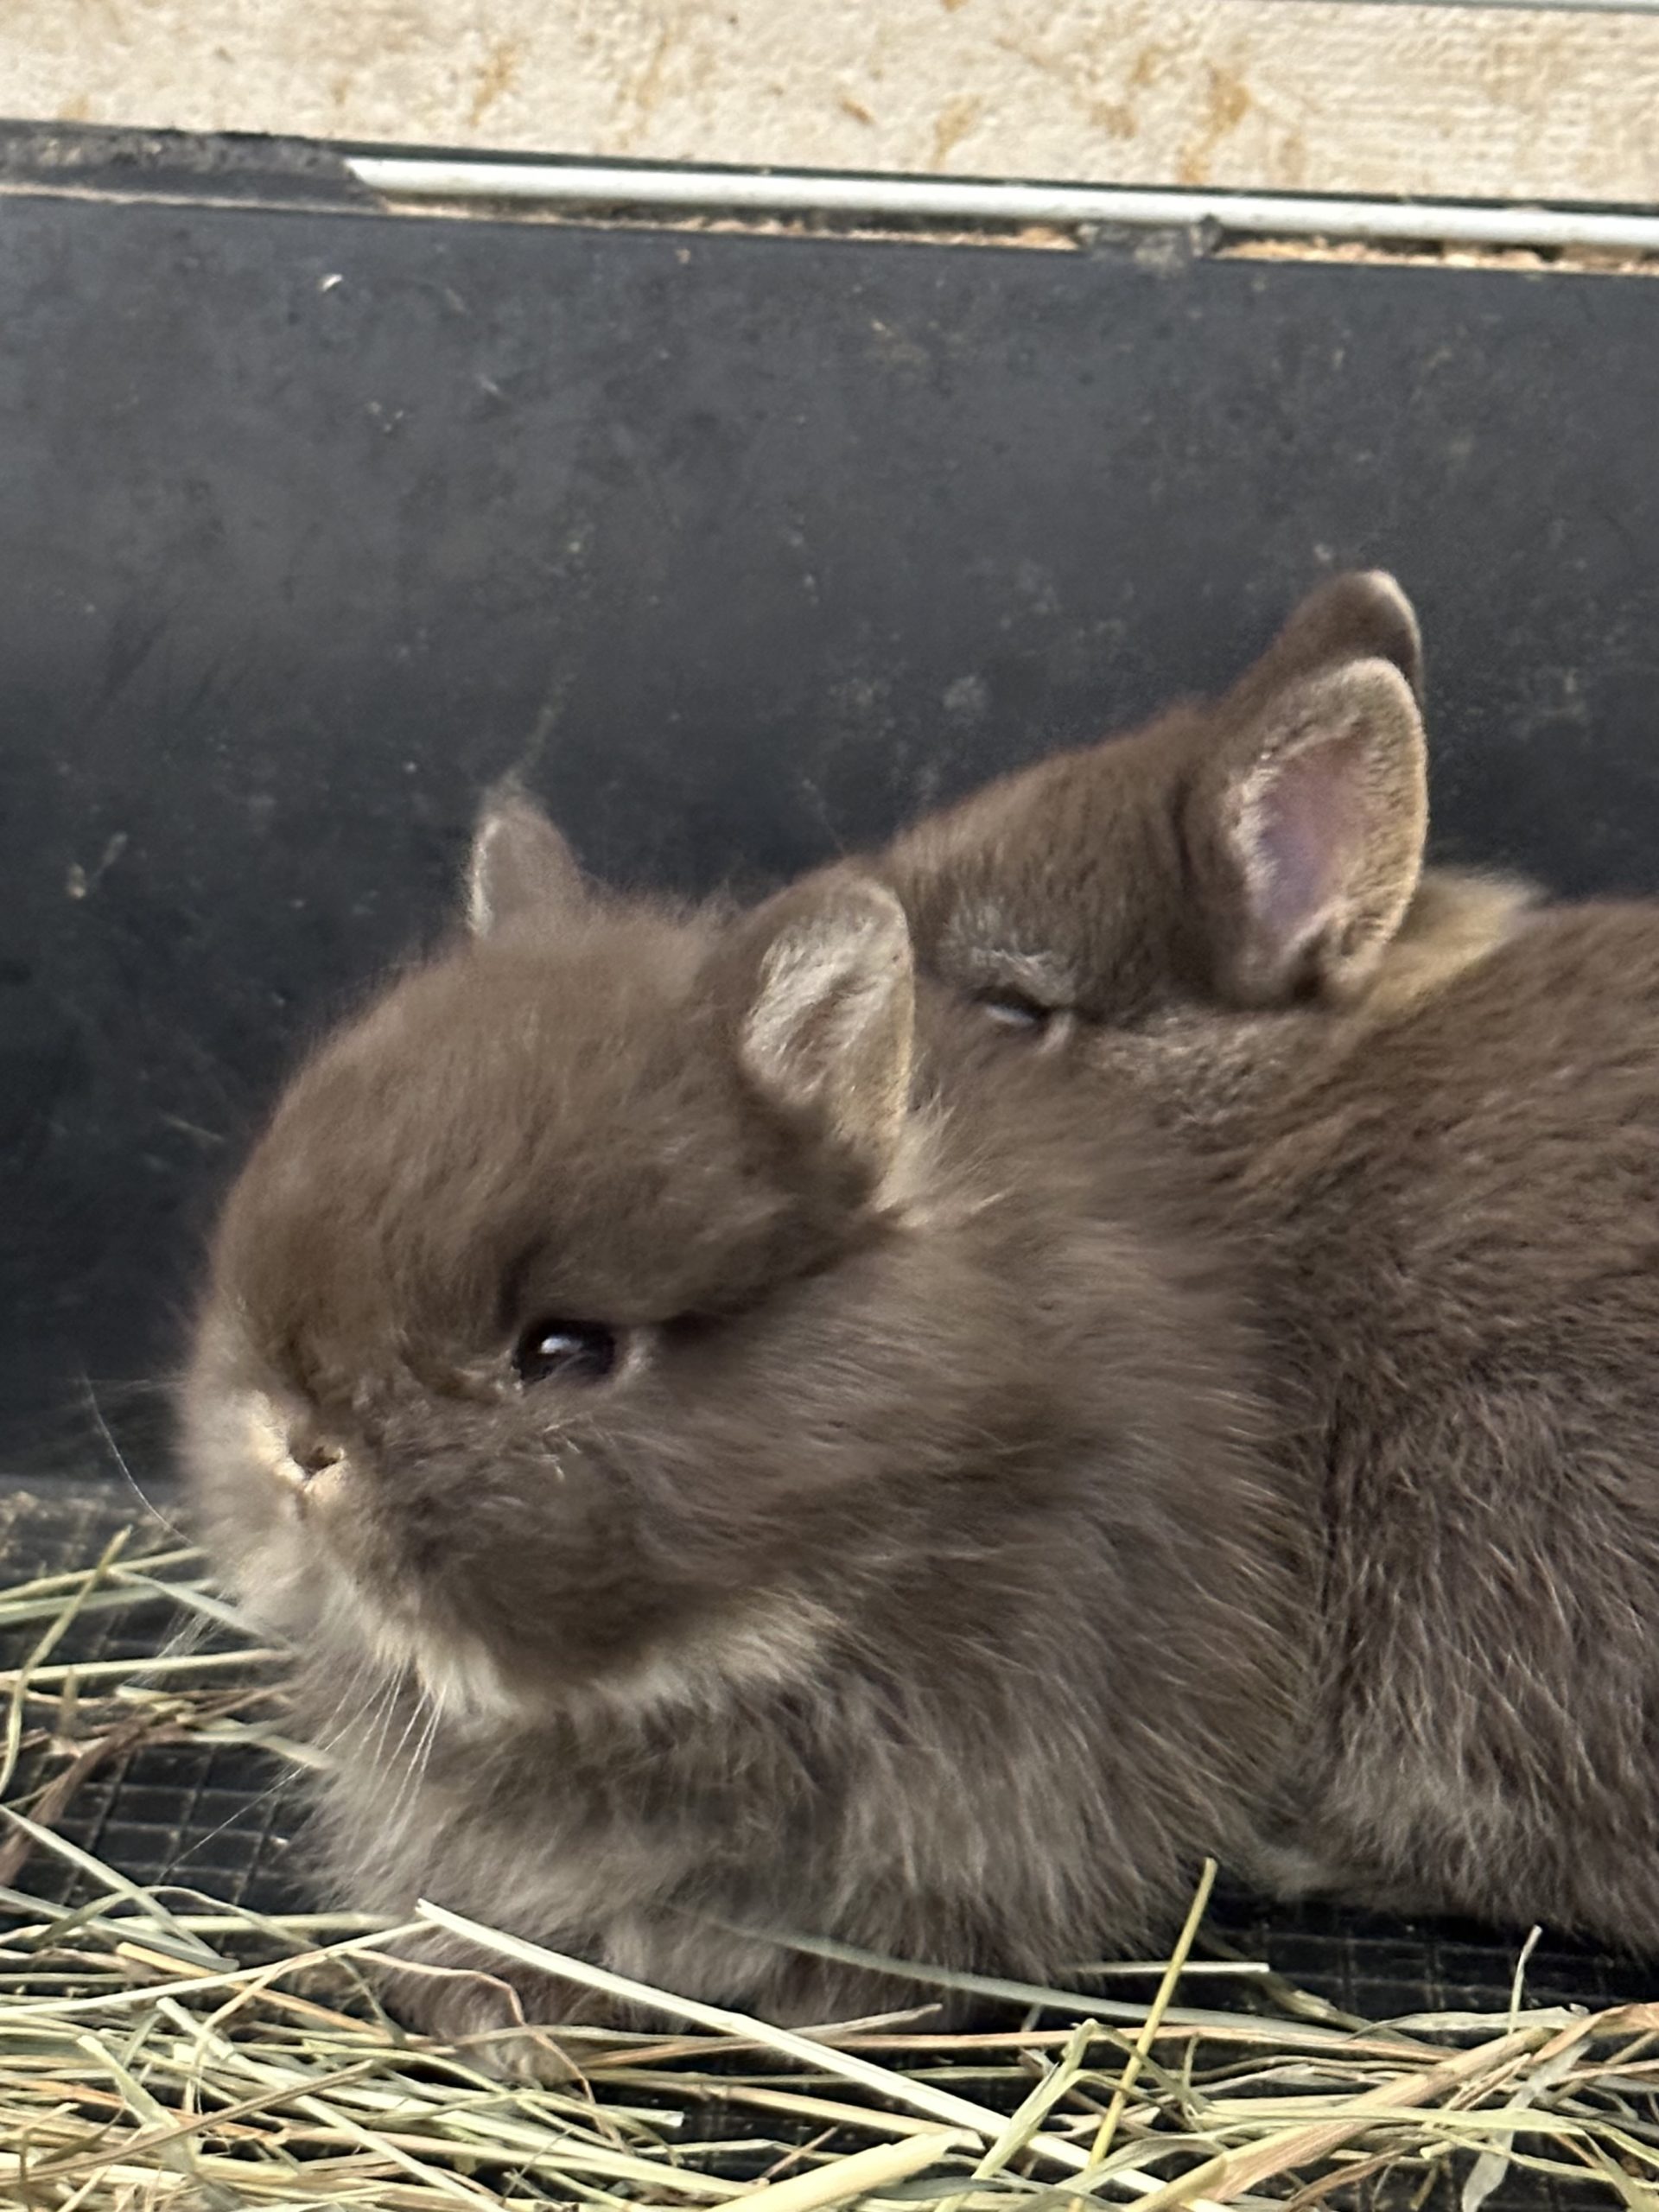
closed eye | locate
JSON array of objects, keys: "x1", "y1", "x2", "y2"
[
  {"x1": 976, "y1": 988, "x2": 1055, "y2": 1032},
  {"x1": 972, "y1": 988, "x2": 1081, "y2": 1053}
]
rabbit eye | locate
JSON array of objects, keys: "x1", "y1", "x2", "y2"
[
  {"x1": 976, "y1": 989, "x2": 1052, "y2": 1032},
  {"x1": 514, "y1": 1319, "x2": 619, "y2": 1386}
]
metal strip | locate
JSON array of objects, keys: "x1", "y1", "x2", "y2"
[{"x1": 346, "y1": 159, "x2": 1659, "y2": 256}]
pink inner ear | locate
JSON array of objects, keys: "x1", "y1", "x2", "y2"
[{"x1": 1243, "y1": 731, "x2": 1368, "y2": 950}]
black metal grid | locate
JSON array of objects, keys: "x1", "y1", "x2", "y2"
[
  {"x1": 0, "y1": 1481, "x2": 307, "y2": 1916},
  {"x1": 1207, "y1": 1888, "x2": 1659, "y2": 2024}
]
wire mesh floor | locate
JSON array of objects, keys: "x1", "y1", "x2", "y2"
[{"x1": 0, "y1": 1482, "x2": 309, "y2": 1919}]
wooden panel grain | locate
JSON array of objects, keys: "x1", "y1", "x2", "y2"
[{"x1": 1, "y1": 2, "x2": 1656, "y2": 210}]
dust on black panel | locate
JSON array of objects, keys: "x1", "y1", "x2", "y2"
[{"x1": 6, "y1": 177, "x2": 1658, "y2": 1458}]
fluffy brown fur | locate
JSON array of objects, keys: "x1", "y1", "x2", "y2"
[
  {"x1": 180, "y1": 797, "x2": 1300, "y2": 2037},
  {"x1": 876, "y1": 572, "x2": 1659, "y2": 1946}
]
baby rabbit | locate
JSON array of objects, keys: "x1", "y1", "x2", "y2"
[
  {"x1": 181, "y1": 794, "x2": 1300, "y2": 2037},
  {"x1": 877, "y1": 573, "x2": 1659, "y2": 1948},
  {"x1": 883, "y1": 569, "x2": 1526, "y2": 1045}
]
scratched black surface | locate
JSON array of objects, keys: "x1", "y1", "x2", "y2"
[{"x1": 2, "y1": 162, "x2": 1658, "y2": 1455}]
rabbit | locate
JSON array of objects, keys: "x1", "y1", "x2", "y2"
[
  {"x1": 179, "y1": 788, "x2": 1302, "y2": 2044},
  {"x1": 880, "y1": 569, "x2": 1533, "y2": 1052},
  {"x1": 873, "y1": 570, "x2": 1659, "y2": 1948}
]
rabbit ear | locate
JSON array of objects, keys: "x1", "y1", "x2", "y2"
[
  {"x1": 467, "y1": 781, "x2": 588, "y2": 937},
  {"x1": 1241, "y1": 570, "x2": 1424, "y2": 705},
  {"x1": 737, "y1": 878, "x2": 915, "y2": 1183},
  {"x1": 1185, "y1": 656, "x2": 1428, "y2": 1007}
]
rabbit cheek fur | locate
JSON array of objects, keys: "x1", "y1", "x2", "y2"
[
  {"x1": 180, "y1": 833, "x2": 1300, "y2": 2033},
  {"x1": 877, "y1": 570, "x2": 1659, "y2": 1950}
]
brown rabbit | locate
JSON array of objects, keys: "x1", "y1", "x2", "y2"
[
  {"x1": 875, "y1": 573, "x2": 1659, "y2": 1945},
  {"x1": 180, "y1": 792, "x2": 1300, "y2": 2037}
]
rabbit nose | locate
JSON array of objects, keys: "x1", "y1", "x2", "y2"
[{"x1": 276, "y1": 1426, "x2": 347, "y2": 1496}]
